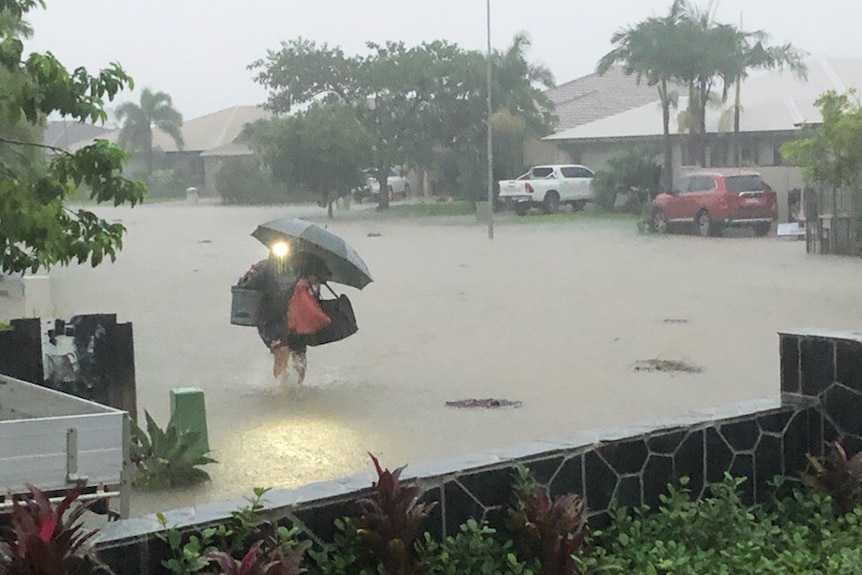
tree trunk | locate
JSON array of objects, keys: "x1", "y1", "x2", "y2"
[
  {"x1": 376, "y1": 167, "x2": 390, "y2": 210},
  {"x1": 660, "y1": 83, "x2": 673, "y2": 193},
  {"x1": 733, "y1": 76, "x2": 741, "y2": 167},
  {"x1": 698, "y1": 81, "x2": 708, "y2": 167},
  {"x1": 326, "y1": 191, "x2": 334, "y2": 219},
  {"x1": 145, "y1": 130, "x2": 154, "y2": 176}
]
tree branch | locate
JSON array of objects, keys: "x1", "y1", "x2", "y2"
[{"x1": 0, "y1": 136, "x2": 73, "y2": 157}]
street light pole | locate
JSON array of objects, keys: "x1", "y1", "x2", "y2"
[{"x1": 486, "y1": 0, "x2": 494, "y2": 239}]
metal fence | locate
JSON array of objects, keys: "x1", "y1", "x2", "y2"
[{"x1": 803, "y1": 185, "x2": 861, "y2": 255}]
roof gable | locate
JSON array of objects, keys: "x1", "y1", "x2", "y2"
[{"x1": 545, "y1": 66, "x2": 666, "y2": 130}]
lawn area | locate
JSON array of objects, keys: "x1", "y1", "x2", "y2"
[{"x1": 361, "y1": 199, "x2": 639, "y2": 224}]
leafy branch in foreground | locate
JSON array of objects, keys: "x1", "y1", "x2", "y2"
[{"x1": 0, "y1": 0, "x2": 145, "y2": 274}]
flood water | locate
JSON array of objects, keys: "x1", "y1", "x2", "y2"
[{"x1": 46, "y1": 203, "x2": 862, "y2": 516}]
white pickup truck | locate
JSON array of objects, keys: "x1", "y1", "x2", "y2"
[{"x1": 498, "y1": 164, "x2": 596, "y2": 215}]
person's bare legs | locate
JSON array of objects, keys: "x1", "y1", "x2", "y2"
[
  {"x1": 271, "y1": 341, "x2": 292, "y2": 378},
  {"x1": 291, "y1": 350, "x2": 307, "y2": 385}
]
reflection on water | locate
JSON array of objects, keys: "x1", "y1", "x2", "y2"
[{"x1": 45, "y1": 204, "x2": 862, "y2": 517}]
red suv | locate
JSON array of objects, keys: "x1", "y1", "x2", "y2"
[{"x1": 651, "y1": 170, "x2": 778, "y2": 237}]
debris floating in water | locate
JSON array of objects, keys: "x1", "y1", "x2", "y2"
[
  {"x1": 634, "y1": 359, "x2": 702, "y2": 373},
  {"x1": 446, "y1": 398, "x2": 523, "y2": 409},
  {"x1": 367, "y1": 232, "x2": 383, "y2": 237},
  {"x1": 663, "y1": 318, "x2": 689, "y2": 324}
]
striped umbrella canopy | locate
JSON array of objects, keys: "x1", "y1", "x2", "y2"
[{"x1": 251, "y1": 217, "x2": 373, "y2": 289}]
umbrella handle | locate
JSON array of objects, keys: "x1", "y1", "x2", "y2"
[{"x1": 322, "y1": 282, "x2": 340, "y2": 298}]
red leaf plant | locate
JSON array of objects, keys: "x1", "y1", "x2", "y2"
[
  {"x1": 0, "y1": 484, "x2": 108, "y2": 575},
  {"x1": 508, "y1": 469, "x2": 589, "y2": 575},
  {"x1": 206, "y1": 540, "x2": 307, "y2": 575},
  {"x1": 355, "y1": 453, "x2": 436, "y2": 575}
]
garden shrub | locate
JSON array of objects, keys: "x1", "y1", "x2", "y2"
[
  {"x1": 216, "y1": 157, "x2": 291, "y2": 205},
  {"x1": 593, "y1": 146, "x2": 661, "y2": 213},
  {"x1": 577, "y1": 474, "x2": 862, "y2": 575}
]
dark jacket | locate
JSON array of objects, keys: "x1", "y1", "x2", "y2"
[{"x1": 239, "y1": 259, "x2": 296, "y2": 326}]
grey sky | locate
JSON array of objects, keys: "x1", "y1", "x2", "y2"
[{"x1": 25, "y1": 1, "x2": 862, "y2": 120}]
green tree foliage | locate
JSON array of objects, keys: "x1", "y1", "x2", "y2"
[
  {"x1": 593, "y1": 146, "x2": 662, "y2": 212},
  {"x1": 242, "y1": 104, "x2": 370, "y2": 217},
  {"x1": 493, "y1": 33, "x2": 556, "y2": 136},
  {"x1": 215, "y1": 157, "x2": 289, "y2": 205},
  {"x1": 0, "y1": 0, "x2": 144, "y2": 274},
  {"x1": 781, "y1": 90, "x2": 862, "y2": 252},
  {"x1": 597, "y1": 0, "x2": 687, "y2": 191},
  {"x1": 116, "y1": 87, "x2": 184, "y2": 175},
  {"x1": 781, "y1": 90, "x2": 862, "y2": 192},
  {"x1": 599, "y1": 0, "x2": 805, "y2": 177},
  {"x1": 492, "y1": 109, "x2": 527, "y2": 181},
  {"x1": 250, "y1": 34, "x2": 555, "y2": 205}
]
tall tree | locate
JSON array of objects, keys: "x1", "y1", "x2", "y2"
[
  {"x1": 678, "y1": 1, "x2": 806, "y2": 166},
  {"x1": 251, "y1": 38, "x2": 423, "y2": 210},
  {"x1": 781, "y1": 91, "x2": 862, "y2": 254},
  {"x1": 493, "y1": 33, "x2": 556, "y2": 136},
  {"x1": 0, "y1": 0, "x2": 144, "y2": 274},
  {"x1": 598, "y1": 0, "x2": 687, "y2": 191},
  {"x1": 251, "y1": 35, "x2": 556, "y2": 205},
  {"x1": 242, "y1": 104, "x2": 370, "y2": 218},
  {"x1": 116, "y1": 88, "x2": 184, "y2": 175},
  {"x1": 723, "y1": 30, "x2": 806, "y2": 166}
]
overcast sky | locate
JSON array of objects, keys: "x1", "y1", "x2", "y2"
[{"x1": 24, "y1": 0, "x2": 862, "y2": 120}]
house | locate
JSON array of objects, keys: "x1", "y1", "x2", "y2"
[
  {"x1": 69, "y1": 105, "x2": 270, "y2": 194},
  {"x1": 525, "y1": 66, "x2": 663, "y2": 166},
  {"x1": 542, "y1": 57, "x2": 862, "y2": 221},
  {"x1": 43, "y1": 121, "x2": 110, "y2": 150}
]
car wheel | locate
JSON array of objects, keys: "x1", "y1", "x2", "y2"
[
  {"x1": 652, "y1": 208, "x2": 668, "y2": 234},
  {"x1": 514, "y1": 203, "x2": 528, "y2": 216},
  {"x1": 402, "y1": 183, "x2": 411, "y2": 198},
  {"x1": 542, "y1": 191, "x2": 561, "y2": 215},
  {"x1": 753, "y1": 222, "x2": 771, "y2": 237},
  {"x1": 695, "y1": 210, "x2": 712, "y2": 237}
]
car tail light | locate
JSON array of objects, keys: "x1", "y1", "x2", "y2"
[{"x1": 525, "y1": 183, "x2": 534, "y2": 194}]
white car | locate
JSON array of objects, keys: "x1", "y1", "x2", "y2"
[
  {"x1": 355, "y1": 169, "x2": 411, "y2": 202},
  {"x1": 498, "y1": 164, "x2": 595, "y2": 215}
]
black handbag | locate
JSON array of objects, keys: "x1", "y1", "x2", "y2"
[{"x1": 307, "y1": 285, "x2": 358, "y2": 347}]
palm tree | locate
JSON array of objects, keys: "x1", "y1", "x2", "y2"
[
  {"x1": 724, "y1": 32, "x2": 807, "y2": 166},
  {"x1": 679, "y1": 1, "x2": 807, "y2": 166},
  {"x1": 116, "y1": 88, "x2": 184, "y2": 175},
  {"x1": 598, "y1": 0, "x2": 687, "y2": 191},
  {"x1": 493, "y1": 32, "x2": 557, "y2": 136}
]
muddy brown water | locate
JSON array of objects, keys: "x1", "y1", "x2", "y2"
[{"x1": 45, "y1": 203, "x2": 862, "y2": 516}]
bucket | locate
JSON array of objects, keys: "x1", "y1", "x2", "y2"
[{"x1": 230, "y1": 287, "x2": 261, "y2": 326}]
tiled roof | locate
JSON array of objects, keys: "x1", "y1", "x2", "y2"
[
  {"x1": 69, "y1": 105, "x2": 270, "y2": 153},
  {"x1": 545, "y1": 65, "x2": 664, "y2": 130},
  {"x1": 43, "y1": 121, "x2": 110, "y2": 149},
  {"x1": 546, "y1": 57, "x2": 862, "y2": 142}
]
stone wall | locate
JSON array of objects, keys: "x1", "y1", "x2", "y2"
[{"x1": 94, "y1": 329, "x2": 858, "y2": 574}]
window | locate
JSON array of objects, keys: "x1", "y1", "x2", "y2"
[
  {"x1": 530, "y1": 167, "x2": 554, "y2": 178},
  {"x1": 725, "y1": 175, "x2": 764, "y2": 193},
  {"x1": 560, "y1": 166, "x2": 593, "y2": 178},
  {"x1": 671, "y1": 177, "x2": 690, "y2": 194},
  {"x1": 687, "y1": 176, "x2": 716, "y2": 193}
]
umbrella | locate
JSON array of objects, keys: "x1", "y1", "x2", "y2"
[{"x1": 251, "y1": 217, "x2": 373, "y2": 289}]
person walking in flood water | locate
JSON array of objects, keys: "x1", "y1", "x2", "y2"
[{"x1": 237, "y1": 251, "x2": 331, "y2": 383}]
